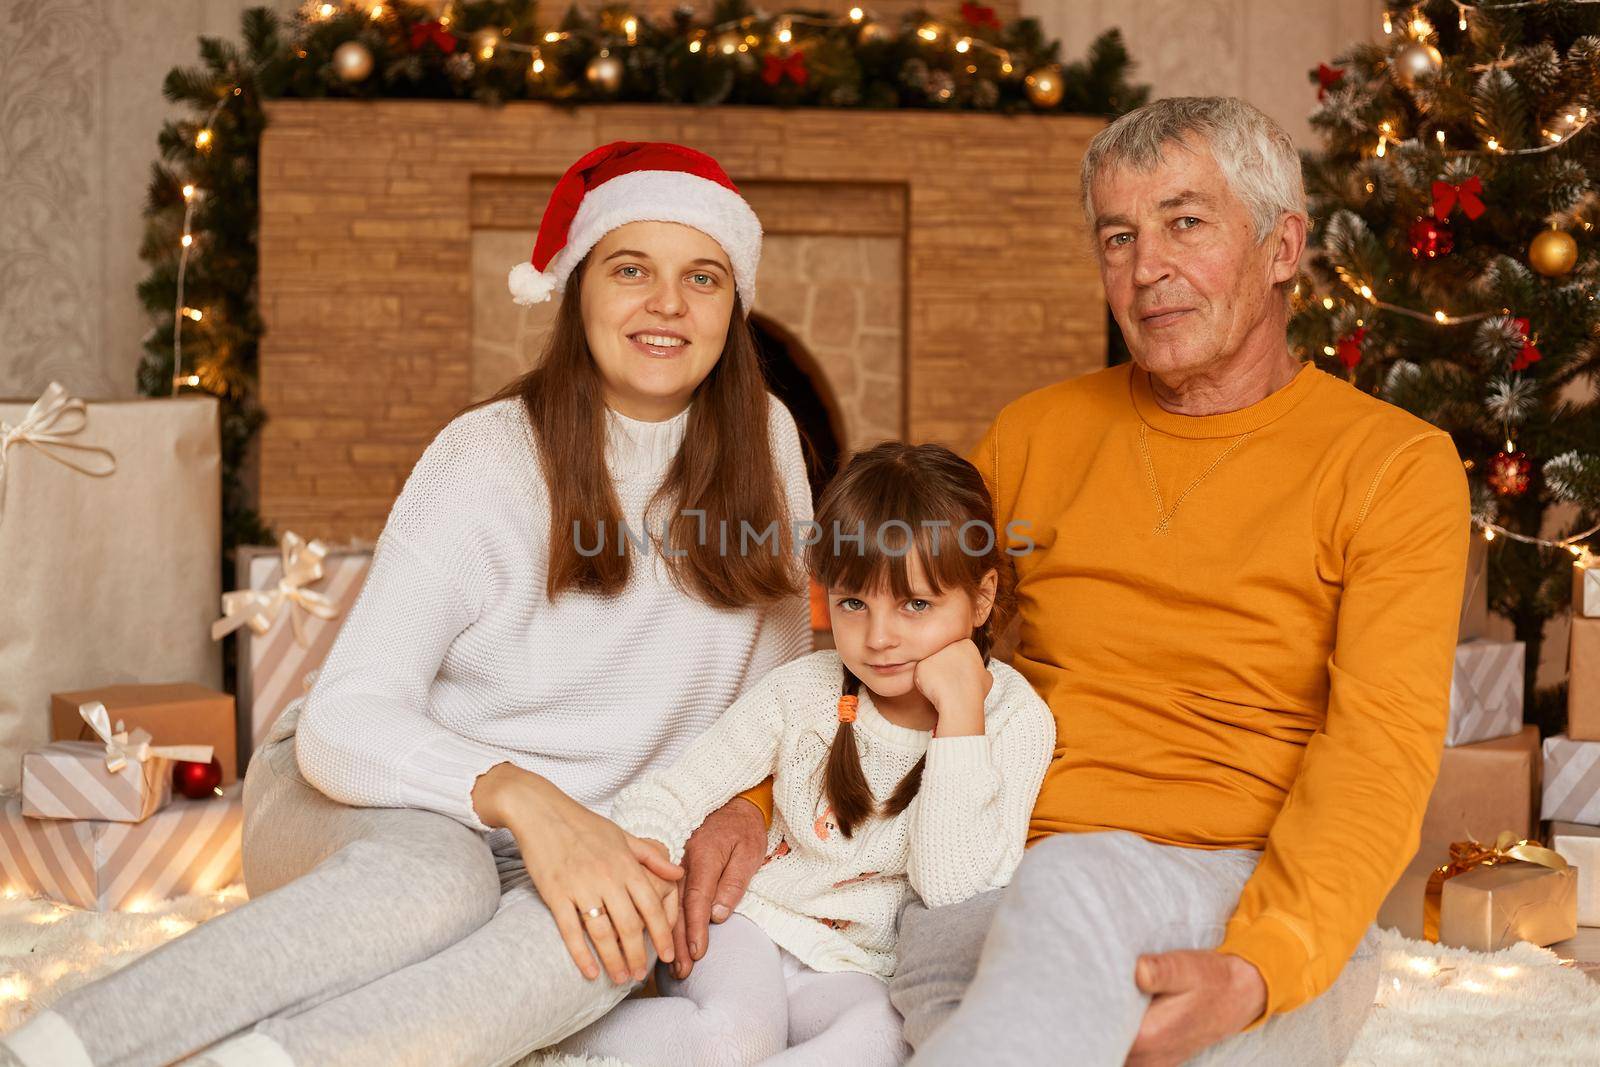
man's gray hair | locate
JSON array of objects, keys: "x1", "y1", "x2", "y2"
[{"x1": 1081, "y1": 97, "x2": 1306, "y2": 243}]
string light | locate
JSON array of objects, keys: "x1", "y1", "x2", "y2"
[
  {"x1": 194, "y1": 128, "x2": 213, "y2": 150},
  {"x1": 849, "y1": 7, "x2": 864, "y2": 21},
  {"x1": 1383, "y1": 11, "x2": 1393, "y2": 34},
  {"x1": 1475, "y1": 514, "x2": 1600, "y2": 552}
]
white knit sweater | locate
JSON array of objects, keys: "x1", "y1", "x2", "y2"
[
  {"x1": 610, "y1": 649, "x2": 1056, "y2": 978},
  {"x1": 291, "y1": 394, "x2": 814, "y2": 840}
]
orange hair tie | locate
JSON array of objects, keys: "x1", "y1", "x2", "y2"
[{"x1": 836, "y1": 695, "x2": 858, "y2": 724}]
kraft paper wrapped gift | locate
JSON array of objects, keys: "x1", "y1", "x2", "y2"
[
  {"x1": 1445, "y1": 639, "x2": 1524, "y2": 747},
  {"x1": 218, "y1": 536, "x2": 372, "y2": 769},
  {"x1": 1570, "y1": 616, "x2": 1600, "y2": 742},
  {"x1": 1379, "y1": 834, "x2": 1577, "y2": 951},
  {"x1": 1417, "y1": 725, "x2": 1539, "y2": 857},
  {"x1": 51, "y1": 684, "x2": 237, "y2": 785},
  {"x1": 1459, "y1": 535, "x2": 1489, "y2": 640},
  {"x1": 0, "y1": 384, "x2": 221, "y2": 791},
  {"x1": 0, "y1": 784, "x2": 242, "y2": 912},
  {"x1": 20, "y1": 701, "x2": 215, "y2": 823},
  {"x1": 1542, "y1": 733, "x2": 1600, "y2": 824},
  {"x1": 1548, "y1": 821, "x2": 1600, "y2": 926}
]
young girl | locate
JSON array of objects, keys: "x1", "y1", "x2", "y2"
[{"x1": 555, "y1": 441, "x2": 1056, "y2": 1065}]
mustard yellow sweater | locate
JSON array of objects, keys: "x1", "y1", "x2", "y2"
[{"x1": 970, "y1": 360, "x2": 1470, "y2": 1019}]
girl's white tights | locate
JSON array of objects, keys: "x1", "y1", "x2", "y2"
[{"x1": 552, "y1": 912, "x2": 910, "y2": 1066}]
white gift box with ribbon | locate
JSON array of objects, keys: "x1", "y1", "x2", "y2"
[
  {"x1": 21, "y1": 702, "x2": 215, "y2": 823},
  {"x1": 216, "y1": 534, "x2": 372, "y2": 768},
  {"x1": 0, "y1": 383, "x2": 220, "y2": 790}
]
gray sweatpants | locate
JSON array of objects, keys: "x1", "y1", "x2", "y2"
[
  {"x1": 2, "y1": 722, "x2": 643, "y2": 1067},
  {"x1": 889, "y1": 831, "x2": 1379, "y2": 1066}
]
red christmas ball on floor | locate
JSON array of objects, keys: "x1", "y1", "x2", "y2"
[
  {"x1": 1487, "y1": 450, "x2": 1532, "y2": 497},
  {"x1": 173, "y1": 757, "x2": 224, "y2": 799},
  {"x1": 1409, "y1": 216, "x2": 1454, "y2": 259}
]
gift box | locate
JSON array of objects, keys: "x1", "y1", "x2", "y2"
[
  {"x1": 1577, "y1": 563, "x2": 1599, "y2": 619},
  {"x1": 1379, "y1": 833, "x2": 1577, "y2": 951},
  {"x1": 1459, "y1": 535, "x2": 1489, "y2": 640},
  {"x1": 1570, "y1": 616, "x2": 1600, "y2": 742},
  {"x1": 1548, "y1": 821, "x2": 1600, "y2": 926},
  {"x1": 219, "y1": 536, "x2": 372, "y2": 769},
  {"x1": 1542, "y1": 734, "x2": 1600, "y2": 825},
  {"x1": 0, "y1": 784, "x2": 242, "y2": 911},
  {"x1": 21, "y1": 701, "x2": 215, "y2": 823},
  {"x1": 1445, "y1": 639, "x2": 1524, "y2": 747},
  {"x1": 51, "y1": 684, "x2": 237, "y2": 785},
  {"x1": 1418, "y1": 725, "x2": 1539, "y2": 857},
  {"x1": 0, "y1": 384, "x2": 220, "y2": 790}
]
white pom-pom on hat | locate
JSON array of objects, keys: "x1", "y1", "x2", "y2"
[
  {"x1": 507, "y1": 262, "x2": 558, "y2": 307},
  {"x1": 507, "y1": 141, "x2": 762, "y2": 314}
]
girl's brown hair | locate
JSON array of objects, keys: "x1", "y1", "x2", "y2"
[
  {"x1": 808, "y1": 441, "x2": 1013, "y2": 838},
  {"x1": 475, "y1": 255, "x2": 802, "y2": 608}
]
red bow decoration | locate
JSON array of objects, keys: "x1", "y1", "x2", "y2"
[
  {"x1": 409, "y1": 20, "x2": 458, "y2": 54},
  {"x1": 960, "y1": 2, "x2": 1002, "y2": 29},
  {"x1": 1316, "y1": 63, "x2": 1345, "y2": 100},
  {"x1": 1431, "y1": 176, "x2": 1486, "y2": 221},
  {"x1": 1510, "y1": 317, "x2": 1542, "y2": 372},
  {"x1": 1336, "y1": 326, "x2": 1368, "y2": 370},
  {"x1": 761, "y1": 51, "x2": 809, "y2": 87}
]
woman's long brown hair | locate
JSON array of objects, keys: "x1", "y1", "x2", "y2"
[
  {"x1": 473, "y1": 255, "x2": 802, "y2": 608},
  {"x1": 810, "y1": 442, "x2": 1013, "y2": 838}
]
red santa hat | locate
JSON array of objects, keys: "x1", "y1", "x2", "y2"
[{"x1": 508, "y1": 141, "x2": 762, "y2": 313}]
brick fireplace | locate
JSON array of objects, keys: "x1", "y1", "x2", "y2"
[{"x1": 256, "y1": 101, "x2": 1106, "y2": 541}]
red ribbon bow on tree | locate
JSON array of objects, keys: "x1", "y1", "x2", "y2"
[
  {"x1": 409, "y1": 20, "x2": 458, "y2": 54},
  {"x1": 1510, "y1": 317, "x2": 1542, "y2": 372},
  {"x1": 960, "y1": 2, "x2": 1002, "y2": 29},
  {"x1": 1315, "y1": 63, "x2": 1345, "y2": 100},
  {"x1": 761, "y1": 51, "x2": 809, "y2": 87},
  {"x1": 1431, "y1": 176, "x2": 1486, "y2": 221},
  {"x1": 1336, "y1": 326, "x2": 1368, "y2": 370}
]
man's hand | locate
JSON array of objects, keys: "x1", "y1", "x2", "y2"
[
  {"x1": 1126, "y1": 950, "x2": 1266, "y2": 1067},
  {"x1": 669, "y1": 795, "x2": 767, "y2": 979}
]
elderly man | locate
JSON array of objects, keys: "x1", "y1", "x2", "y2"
[{"x1": 877, "y1": 96, "x2": 1472, "y2": 1065}]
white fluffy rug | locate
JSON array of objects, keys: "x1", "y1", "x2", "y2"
[{"x1": 1, "y1": 887, "x2": 1595, "y2": 1065}]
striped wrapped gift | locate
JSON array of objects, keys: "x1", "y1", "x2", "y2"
[
  {"x1": 0, "y1": 785, "x2": 241, "y2": 911},
  {"x1": 1542, "y1": 735, "x2": 1600, "y2": 825},
  {"x1": 20, "y1": 736, "x2": 171, "y2": 823},
  {"x1": 1445, "y1": 639, "x2": 1525, "y2": 747},
  {"x1": 224, "y1": 539, "x2": 371, "y2": 769}
]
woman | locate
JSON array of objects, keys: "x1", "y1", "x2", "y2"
[{"x1": 3, "y1": 142, "x2": 814, "y2": 1067}]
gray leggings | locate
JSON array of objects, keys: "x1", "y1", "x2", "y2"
[
  {"x1": 890, "y1": 830, "x2": 1379, "y2": 1066},
  {"x1": 6, "y1": 727, "x2": 642, "y2": 1067}
]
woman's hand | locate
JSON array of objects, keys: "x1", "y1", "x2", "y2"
[
  {"x1": 472, "y1": 762, "x2": 683, "y2": 985},
  {"x1": 911, "y1": 637, "x2": 993, "y2": 737}
]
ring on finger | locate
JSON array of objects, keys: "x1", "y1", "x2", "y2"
[{"x1": 583, "y1": 905, "x2": 605, "y2": 920}]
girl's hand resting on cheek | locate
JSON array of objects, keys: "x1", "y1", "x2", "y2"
[{"x1": 911, "y1": 637, "x2": 993, "y2": 737}]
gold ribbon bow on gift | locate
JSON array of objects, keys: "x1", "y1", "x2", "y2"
[
  {"x1": 78, "y1": 701, "x2": 215, "y2": 775},
  {"x1": 0, "y1": 381, "x2": 118, "y2": 529},
  {"x1": 1421, "y1": 830, "x2": 1571, "y2": 941},
  {"x1": 212, "y1": 531, "x2": 341, "y2": 647}
]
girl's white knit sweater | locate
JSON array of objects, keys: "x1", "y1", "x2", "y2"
[
  {"x1": 610, "y1": 649, "x2": 1056, "y2": 978},
  {"x1": 292, "y1": 395, "x2": 814, "y2": 841}
]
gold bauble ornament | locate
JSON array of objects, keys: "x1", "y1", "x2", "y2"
[
  {"x1": 1394, "y1": 41, "x2": 1442, "y2": 88},
  {"x1": 1024, "y1": 66, "x2": 1063, "y2": 109},
  {"x1": 1529, "y1": 228, "x2": 1578, "y2": 276},
  {"x1": 333, "y1": 41, "x2": 374, "y2": 83},
  {"x1": 586, "y1": 50, "x2": 624, "y2": 94}
]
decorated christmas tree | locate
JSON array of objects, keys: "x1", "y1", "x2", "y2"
[{"x1": 1294, "y1": 0, "x2": 1600, "y2": 728}]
